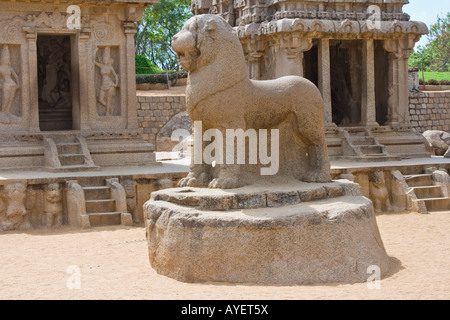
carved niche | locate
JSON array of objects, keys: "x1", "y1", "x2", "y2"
[{"x1": 94, "y1": 46, "x2": 120, "y2": 116}]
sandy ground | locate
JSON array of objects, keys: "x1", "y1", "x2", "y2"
[
  {"x1": 137, "y1": 85, "x2": 186, "y2": 96},
  {"x1": 0, "y1": 211, "x2": 448, "y2": 300}
]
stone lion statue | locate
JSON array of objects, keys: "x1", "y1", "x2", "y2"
[
  {"x1": 369, "y1": 170, "x2": 392, "y2": 213},
  {"x1": 44, "y1": 183, "x2": 63, "y2": 227},
  {"x1": 172, "y1": 14, "x2": 331, "y2": 189}
]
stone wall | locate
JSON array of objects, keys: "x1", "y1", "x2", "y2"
[
  {"x1": 409, "y1": 91, "x2": 450, "y2": 133},
  {"x1": 136, "y1": 94, "x2": 186, "y2": 149},
  {"x1": 136, "y1": 91, "x2": 450, "y2": 147}
]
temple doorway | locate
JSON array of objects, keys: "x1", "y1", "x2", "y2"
[
  {"x1": 375, "y1": 40, "x2": 389, "y2": 125},
  {"x1": 330, "y1": 40, "x2": 362, "y2": 126},
  {"x1": 37, "y1": 35, "x2": 73, "y2": 131}
]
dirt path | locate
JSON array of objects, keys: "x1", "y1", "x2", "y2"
[{"x1": 0, "y1": 211, "x2": 448, "y2": 300}]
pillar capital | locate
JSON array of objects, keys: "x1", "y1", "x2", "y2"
[{"x1": 279, "y1": 34, "x2": 313, "y2": 55}]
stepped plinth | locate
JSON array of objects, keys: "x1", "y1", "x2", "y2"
[{"x1": 144, "y1": 179, "x2": 391, "y2": 284}]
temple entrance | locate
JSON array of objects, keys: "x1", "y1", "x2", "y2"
[
  {"x1": 375, "y1": 41, "x2": 389, "y2": 125},
  {"x1": 37, "y1": 35, "x2": 73, "y2": 131},
  {"x1": 330, "y1": 40, "x2": 362, "y2": 126},
  {"x1": 303, "y1": 44, "x2": 318, "y2": 88}
]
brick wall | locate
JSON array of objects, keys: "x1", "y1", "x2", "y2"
[
  {"x1": 409, "y1": 91, "x2": 450, "y2": 133},
  {"x1": 136, "y1": 94, "x2": 186, "y2": 148},
  {"x1": 136, "y1": 91, "x2": 449, "y2": 148}
]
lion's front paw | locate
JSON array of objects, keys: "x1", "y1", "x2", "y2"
[
  {"x1": 178, "y1": 172, "x2": 210, "y2": 188},
  {"x1": 208, "y1": 177, "x2": 243, "y2": 189}
]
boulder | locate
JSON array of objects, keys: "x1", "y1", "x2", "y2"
[{"x1": 422, "y1": 130, "x2": 450, "y2": 156}]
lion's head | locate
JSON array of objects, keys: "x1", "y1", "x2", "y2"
[
  {"x1": 45, "y1": 183, "x2": 62, "y2": 203},
  {"x1": 172, "y1": 14, "x2": 245, "y2": 72}
]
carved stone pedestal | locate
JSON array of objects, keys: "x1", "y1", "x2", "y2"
[{"x1": 144, "y1": 179, "x2": 390, "y2": 285}]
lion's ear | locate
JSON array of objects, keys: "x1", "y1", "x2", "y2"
[{"x1": 204, "y1": 18, "x2": 216, "y2": 32}]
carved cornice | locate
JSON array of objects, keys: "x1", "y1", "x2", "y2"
[{"x1": 238, "y1": 18, "x2": 428, "y2": 40}]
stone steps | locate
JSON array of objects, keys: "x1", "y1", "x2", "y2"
[
  {"x1": 351, "y1": 136, "x2": 375, "y2": 145},
  {"x1": 65, "y1": 179, "x2": 132, "y2": 228},
  {"x1": 422, "y1": 197, "x2": 450, "y2": 212},
  {"x1": 405, "y1": 174, "x2": 434, "y2": 187},
  {"x1": 412, "y1": 186, "x2": 443, "y2": 199},
  {"x1": 88, "y1": 212, "x2": 122, "y2": 227},
  {"x1": 81, "y1": 182, "x2": 128, "y2": 227},
  {"x1": 85, "y1": 199, "x2": 116, "y2": 213},
  {"x1": 359, "y1": 145, "x2": 384, "y2": 155},
  {"x1": 56, "y1": 142, "x2": 81, "y2": 155},
  {"x1": 83, "y1": 186, "x2": 111, "y2": 200},
  {"x1": 404, "y1": 173, "x2": 450, "y2": 213},
  {"x1": 338, "y1": 128, "x2": 399, "y2": 161},
  {"x1": 58, "y1": 154, "x2": 86, "y2": 166},
  {"x1": 44, "y1": 135, "x2": 99, "y2": 172}
]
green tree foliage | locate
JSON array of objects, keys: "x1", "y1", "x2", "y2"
[
  {"x1": 135, "y1": 0, "x2": 192, "y2": 71},
  {"x1": 410, "y1": 13, "x2": 449, "y2": 71},
  {"x1": 409, "y1": 45, "x2": 434, "y2": 70},
  {"x1": 427, "y1": 12, "x2": 450, "y2": 71},
  {"x1": 135, "y1": 54, "x2": 160, "y2": 74}
]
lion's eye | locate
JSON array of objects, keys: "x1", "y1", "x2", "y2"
[{"x1": 188, "y1": 22, "x2": 197, "y2": 32}]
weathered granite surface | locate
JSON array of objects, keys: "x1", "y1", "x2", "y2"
[{"x1": 144, "y1": 179, "x2": 391, "y2": 284}]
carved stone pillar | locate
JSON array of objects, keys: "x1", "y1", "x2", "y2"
[
  {"x1": 361, "y1": 38, "x2": 378, "y2": 126},
  {"x1": 385, "y1": 51, "x2": 400, "y2": 125},
  {"x1": 246, "y1": 36, "x2": 266, "y2": 80},
  {"x1": 24, "y1": 30, "x2": 40, "y2": 132},
  {"x1": 318, "y1": 38, "x2": 332, "y2": 124},
  {"x1": 278, "y1": 34, "x2": 312, "y2": 77},
  {"x1": 248, "y1": 53, "x2": 263, "y2": 80},
  {"x1": 78, "y1": 30, "x2": 91, "y2": 130},
  {"x1": 383, "y1": 38, "x2": 416, "y2": 126},
  {"x1": 123, "y1": 22, "x2": 139, "y2": 129},
  {"x1": 399, "y1": 47, "x2": 414, "y2": 125}
]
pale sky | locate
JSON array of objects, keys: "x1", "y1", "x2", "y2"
[{"x1": 403, "y1": 0, "x2": 450, "y2": 48}]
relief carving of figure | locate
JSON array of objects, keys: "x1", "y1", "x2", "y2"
[
  {"x1": 95, "y1": 47, "x2": 119, "y2": 116},
  {"x1": 0, "y1": 45, "x2": 20, "y2": 124},
  {"x1": 0, "y1": 182, "x2": 31, "y2": 231},
  {"x1": 369, "y1": 170, "x2": 392, "y2": 213},
  {"x1": 44, "y1": 183, "x2": 63, "y2": 227}
]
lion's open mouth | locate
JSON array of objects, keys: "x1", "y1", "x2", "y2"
[
  {"x1": 179, "y1": 47, "x2": 200, "y2": 57},
  {"x1": 176, "y1": 48, "x2": 201, "y2": 70}
]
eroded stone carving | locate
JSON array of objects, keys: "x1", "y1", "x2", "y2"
[
  {"x1": 0, "y1": 182, "x2": 31, "y2": 231},
  {"x1": 66, "y1": 180, "x2": 90, "y2": 229},
  {"x1": 106, "y1": 178, "x2": 133, "y2": 226},
  {"x1": 0, "y1": 45, "x2": 20, "y2": 124},
  {"x1": 43, "y1": 183, "x2": 63, "y2": 227},
  {"x1": 32, "y1": 9, "x2": 67, "y2": 29},
  {"x1": 172, "y1": 14, "x2": 331, "y2": 189},
  {"x1": 95, "y1": 46, "x2": 119, "y2": 116},
  {"x1": 92, "y1": 22, "x2": 114, "y2": 43},
  {"x1": 390, "y1": 170, "x2": 410, "y2": 212},
  {"x1": 369, "y1": 170, "x2": 392, "y2": 213}
]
